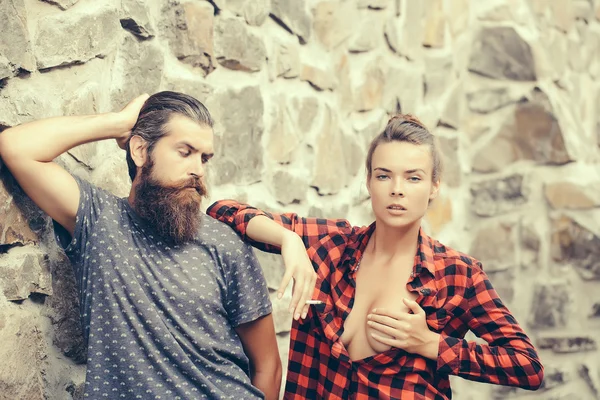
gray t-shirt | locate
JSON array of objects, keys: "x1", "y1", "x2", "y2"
[{"x1": 54, "y1": 177, "x2": 272, "y2": 399}]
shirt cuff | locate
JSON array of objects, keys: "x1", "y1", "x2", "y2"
[{"x1": 436, "y1": 333, "x2": 462, "y2": 375}]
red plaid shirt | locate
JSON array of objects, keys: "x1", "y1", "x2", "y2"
[{"x1": 207, "y1": 201, "x2": 544, "y2": 400}]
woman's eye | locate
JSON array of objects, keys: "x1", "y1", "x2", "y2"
[
  {"x1": 409, "y1": 176, "x2": 421, "y2": 182},
  {"x1": 377, "y1": 175, "x2": 389, "y2": 180}
]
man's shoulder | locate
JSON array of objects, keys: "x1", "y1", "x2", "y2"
[{"x1": 199, "y1": 213, "x2": 252, "y2": 251}]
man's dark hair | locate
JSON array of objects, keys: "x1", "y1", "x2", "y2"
[{"x1": 125, "y1": 91, "x2": 214, "y2": 181}]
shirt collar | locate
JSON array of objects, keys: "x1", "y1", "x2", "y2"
[{"x1": 414, "y1": 227, "x2": 437, "y2": 277}]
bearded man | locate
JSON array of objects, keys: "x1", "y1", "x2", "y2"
[{"x1": 0, "y1": 91, "x2": 310, "y2": 399}]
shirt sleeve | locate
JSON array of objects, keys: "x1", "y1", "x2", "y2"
[
  {"x1": 52, "y1": 176, "x2": 112, "y2": 287},
  {"x1": 436, "y1": 267, "x2": 544, "y2": 390},
  {"x1": 206, "y1": 199, "x2": 354, "y2": 254},
  {"x1": 223, "y1": 241, "x2": 273, "y2": 327}
]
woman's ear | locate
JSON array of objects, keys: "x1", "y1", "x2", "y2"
[
  {"x1": 429, "y1": 179, "x2": 441, "y2": 201},
  {"x1": 129, "y1": 135, "x2": 148, "y2": 168}
]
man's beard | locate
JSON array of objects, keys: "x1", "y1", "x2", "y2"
[{"x1": 133, "y1": 161, "x2": 208, "y2": 245}]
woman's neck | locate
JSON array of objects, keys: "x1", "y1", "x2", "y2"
[{"x1": 367, "y1": 219, "x2": 421, "y2": 265}]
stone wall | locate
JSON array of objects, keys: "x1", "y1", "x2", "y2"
[{"x1": 1, "y1": 0, "x2": 600, "y2": 399}]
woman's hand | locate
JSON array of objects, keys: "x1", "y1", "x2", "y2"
[
  {"x1": 279, "y1": 231, "x2": 318, "y2": 320},
  {"x1": 368, "y1": 298, "x2": 440, "y2": 360},
  {"x1": 115, "y1": 93, "x2": 149, "y2": 149}
]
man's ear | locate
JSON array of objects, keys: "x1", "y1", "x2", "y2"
[{"x1": 129, "y1": 135, "x2": 148, "y2": 168}]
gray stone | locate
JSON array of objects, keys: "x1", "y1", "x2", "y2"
[
  {"x1": 351, "y1": 108, "x2": 387, "y2": 149},
  {"x1": 579, "y1": 363, "x2": 600, "y2": 399},
  {"x1": 0, "y1": 169, "x2": 45, "y2": 247},
  {"x1": 0, "y1": 249, "x2": 51, "y2": 301},
  {"x1": 271, "y1": 169, "x2": 308, "y2": 205},
  {"x1": 343, "y1": 134, "x2": 364, "y2": 178},
  {"x1": 485, "y1": 269, "x2": 515, "y2": 304},
  {"x1": 440, "y1": 83, "x2": 464, "y2": 129},
  {"x1": 313, "y1": 1, "x2": 356, "y2": 49},
  {"x1": 266, "y1": 95, "x2": 305, "y2": 164},
  {"x1": 529, "y1": 281, "x2": 572, "y2": 329},
  {"x1": 269, "y1": 40, "x2": 300, "y2": 80},
  {"x1": 110, "y1": 35, "x2": 164, "y2": 110},
  {"x1": 468, "y1": 27, "x2": 536, "y2": 81},
  {"x1": 311, "y1": 106, "x2": 349, "y2": 195},
  {"x1": 466, "y1": 87, "x2": 520, "y2": 114},
  {"x1": 308, "y1": 204, "x2": 350, "y2": 220},
  {"x1": 164, "y1": 1, "x2": 215, "y2": 75},
  {"x1": 271, "y1": 292, "x2": 293, "y2": 334},
  {"x1": 121, "y1": 0, "x2": 156, "y2": 39},
  {"x1": 0, "y1": 310, "x2": 48, "y2": 400},
  {"x1": 551, "y1": 216, "x2": 600, "y2": 281},
  {"x1": 469, "y1": 223, "x2": 515, "y2": 272},
  {"x1": 214, "y1": 16, "x2": 266, "y2": 72},
  {"x1": 210, "y1": 85, "x2": 264, "y2": 185},
  {"x1": 424, "y1": 53, "x2": 454, "y2": 101},
  {"x1": 241, "y1": 0, "x2": 270, "y2": 26},
  {"x1": 520, "y1": 221, "x2": 540, "y2": 269},
  {"x1": 255, "y1": 250, "x2": 285, "y2": 291},
  {"x1": 538, "y1": 335, "x2": 597, "y2": 353},
  {"x1": 0, "y1": 54, "x2": 12, "y2": 80},
  {"x1": 382, "y1": 65, "x2": 424, "y2": 115},
  {"x1": 348, "y1": 13, "x2": 382, "y2": 52},
  {"x1": 34, "y1": 3, "x2": 120, "y2": 70},
  {"x1": 470, "y1": 174, "x2": 528, "y2": 217},
  {"x1": 271, "y1": 0, "x2": 311, "y2": 43},
  {"x1": 438, "y1": 135, "x2": 461, "y2": 187},
  {"x1": 162, "y1": 74, "x2": 213, "y2": 104},
  {"x1": 44, "y1": 254, "x2": 86, "y2": 363},
  {"x1": 40, "y1": 0, "x2": 79, "y2": 10},
  {"x1": 0, "y1": 0, "x2": 35, "y2": 73},
  {"x1": 472, "y1": 89, "x2": 572, "y2": 173},
  {"x1": 384, "y1": 0, "x2": 425, "y2": 59}
]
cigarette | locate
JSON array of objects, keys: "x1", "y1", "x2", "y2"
[{"x1": 305, "y1": 300, "x2": 324, "y2": 305}]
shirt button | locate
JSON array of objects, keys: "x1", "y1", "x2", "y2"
[{"x1": 420, "y1": 288, "x2": 431, "y2": 295}]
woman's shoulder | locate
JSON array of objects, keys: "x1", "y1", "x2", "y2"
[{"x1": 428, "y1": 236, "x2": 484, "y2": 277}]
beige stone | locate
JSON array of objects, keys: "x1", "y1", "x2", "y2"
[
  {"x1": 0, "y1": 247, "x2": 52, "y2": 301},
  {"x1": 267, "y1": 95, "x2": 306, "y2": 164},
  {"x1": 545, "y1": 182, "x2": 600, "y2": 209},
  {"x1": 311, "y1": 106, "x2": 348, "y2": 195},
  {"x1": 312, "y1": 1, "x2": 357, "y2": 49},
  {"x1": 423, "y1": 0, "x2": 445, "y2": 48},
  {"x1": 425, "y1": 193, "x2": 453, "y2": 236},
  {"x1": 470, "y1": 223, "x2": 516, "y2": 272},
  {"x1": 0, "y1": 0, "x2": 35, "y2": 73},
  {"x1": 353, "y1": 61, "x2": 385, "y2": 112},
  {"x1": 214, "y1": 16, "x2": 266, "y2": 72},
  {"x1": 300, "y1": 64, "x2": 335, "y2": 91}
]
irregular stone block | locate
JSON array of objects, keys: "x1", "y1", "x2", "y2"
[
  {"x1": 110, "y1": 35, "x2": 164, "y2": 110},
  {"x1": 466, "y1": 87, "x2": 521, "y2": 114},
  {"x1": 271, "y1": 169, "x2": 309, "y2": 205},
  {"x1": 470, "y1": 223, "x2": 515, "y2": 272},
  {"x1": 209, "y1": 85, "x2": 264, "y2": 185},
  {"x1": 0, "y1": 0, "x2": 35, "y2": 73},
  {"x1": 469, "y1": 27, "x2": 536, "y2": 81},
  {"x1": 269, "y1": 40, "x2": 300, "y2": 80},
  {"x1": 538, "y1": 335, "x2": 597, "y2": 353},
  {"x1": 470, "y1": 174, "x2": 527, "y2": 217},
  {"x1": 0, "y1": 247, "x2": 52, "y2": 301},
  {"x1": 0, "y1": 310, "x2": 48, "y2": 399},
  {"x1": 121, "y1": 0, "x2": 156, "y2": 39},
  {"x1": 551, "y1": 216, "x2": 600, "y2": 280},
  {"x1": 313, "y1": 1, "x2": 356, "y2": 49},
  {"x1": 164, "y1": 1, "x2": 215, "y2": 75},
  {"x1": 34, "y1": 3, "x2": 120, "y2": 70},
  {"x1": 255, "y1": 250, "x2": 285, "y2": 291},
  {"x1": 300, "y1": 63, "x2": 335, "y2": 91},
  {"x1": 544, "y1": 181, "x2": 600, "y2": 209},
  {"x1": 528, "y1": 281, "x2": 571, "y2": 329},
  {"x1": 437, "y1": 135, "x2": 461, "y2": 187},
  {"x1": 214, "y1": 16, "x2": 266, "y2": 72},
  {"x1": 40, "y1": 0, "x2": 79, "y2": 10},
  {"x1": 271, "y1": 0, "x2": 311, "y2": 43}
]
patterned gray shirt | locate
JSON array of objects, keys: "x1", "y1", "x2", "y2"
[{"x1": 54, "y1": 177, "x2": 272, "y2": 399}]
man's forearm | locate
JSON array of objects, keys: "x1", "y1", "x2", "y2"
[
  {"x1": 0, "y1": 112, "x2": 129, "y2": 163},
  {"x1": 251, "y1": 366, "x2": 282, "y2": 400}
]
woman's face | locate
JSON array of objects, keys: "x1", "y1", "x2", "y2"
[{"x1": 367, "y1": 141, "x2": 439, "y2": 229}]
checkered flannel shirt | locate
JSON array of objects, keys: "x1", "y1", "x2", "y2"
[{"x1": 207, "y1": 200, "x2": 544, "y2": 400}]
